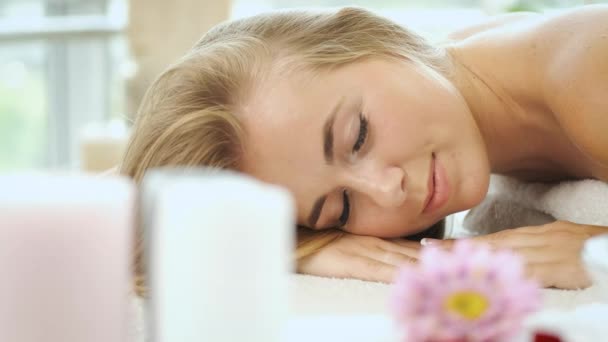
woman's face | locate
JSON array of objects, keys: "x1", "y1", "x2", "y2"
[{"x1": 240, "y1": 57, "x2": 490, "y2": 238}]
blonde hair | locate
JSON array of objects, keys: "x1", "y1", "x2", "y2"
[{"x1": 121, "y1": 7, "x2": 447, "y2": 295}]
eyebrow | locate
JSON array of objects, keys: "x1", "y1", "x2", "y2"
[
  {"x1": 323, "y1": 96, "x2": 344, "y2": 164},
  {"x1": 309, "y1": 97, "x2": 344, "y2": 228}
]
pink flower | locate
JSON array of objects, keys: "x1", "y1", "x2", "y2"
[{"x1": 391, "y1": 240, "x2": 541, "y2": 342}]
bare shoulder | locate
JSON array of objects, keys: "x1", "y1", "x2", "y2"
[
  {"x1": 538, "y1": 5, "x2": 608, "y2": 166},
  {"x1": 447, "y1": 12, "x2": 539, "y2": 41}
]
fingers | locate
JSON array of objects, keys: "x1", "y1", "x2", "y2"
[
  {"x1": 421, "y1": 230, "x2": 544, "y2": 251},
  {"x1": 524, "y1": 262, "x2": 552, "y2": 288},
  {"x1": 381, "y1": 239, "x2": 421, "y2": 259},
  {"x1": 526, "y1": 261, "x2": 592, "y2": 290},
  {"x1": 347, "y1": 256, "x2": 397, "y2": 283},
  {"x1": 515, "y1": 246, "x2": 565, "y2": 264},
  {"x1": 375, "y1": 250, "x2": 416, "y2": 267},
  {"x1": 524, "y1": 262, "x2": 573, "y2": 289}
]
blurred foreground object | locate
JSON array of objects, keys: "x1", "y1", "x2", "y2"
[
  {"x1": 391, "y1": 241, "x2": 541, "y2": 342},
  {"x1": 0, "y1": 174, "x2": 134, "y2": 342},
  {"x1": 533, "y1": 331, "x2": 563, "y2": 342},
  {"x1": 143, "y1": 168, "x2": 295, "y2": 342},
  {"x1": 582, "y1": 234, "x2": 608, "y2": 302},
  {"x1": 79, "y1": 119, "x2": 129, "y2": 172}
]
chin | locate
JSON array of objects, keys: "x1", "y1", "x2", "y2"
[{"x1": 460, "y1": 174, "x2": 490, "y2": 211}]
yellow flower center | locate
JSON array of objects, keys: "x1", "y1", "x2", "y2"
[{"x1": 444, "y1": 291, "x2": 489, "y2": 320}]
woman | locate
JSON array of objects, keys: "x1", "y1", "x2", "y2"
[{"x1": 122, "y1": 5, "x2": 608, "y2": 291}]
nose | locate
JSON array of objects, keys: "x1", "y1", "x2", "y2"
[{"x1": 346, "y1": 163, "x2": 407, "y2": 208}]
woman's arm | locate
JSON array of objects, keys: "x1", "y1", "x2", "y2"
[
  {"x1": 424, "y1": 221, "x2": 608, "y2": 289},
  {"x1": 297, "y1": 231, "x2": 422, "y2": 282}
]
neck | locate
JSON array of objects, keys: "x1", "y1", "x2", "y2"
[{"x1": 441, "y1": 43, "x2": 560, "y2": 176}]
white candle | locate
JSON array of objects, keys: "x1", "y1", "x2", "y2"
[
  {"x1": 582, "y1": 234, "x2": 608, "y2": 302},
  {"x1": 0, "y1": 174, "x2": 134, "y2": 342},
  {"x1": 144, "y1": 169, "x2": 295, "y2": 342}
]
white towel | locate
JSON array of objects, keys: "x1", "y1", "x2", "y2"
[{"x1": 462, "y1": 175, "x2": 608, "y2": 235}]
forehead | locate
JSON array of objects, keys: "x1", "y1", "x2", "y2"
[{"x1": 239, "y1": 66, "x2": 328, "y2": 187}]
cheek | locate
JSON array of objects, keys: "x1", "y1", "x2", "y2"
[
  {"x1": 370, "y1": 107, "x2": 431, "y2": 157},
  {"x1": 460, "y1": 167, "x2": 490, "y2": 209},
  {"x1": 448, "y1": 142, "x2": 491, "y2": 213}
]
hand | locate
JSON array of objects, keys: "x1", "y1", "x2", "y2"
[
  {"x1": 297, "y1": 233, "x2": 421, "y2": 283},
  {"x1": 423, "y1": 220, "x2": 608, "y2": 289}
]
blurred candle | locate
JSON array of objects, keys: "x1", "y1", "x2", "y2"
[
  {"x1": 143, "y1": 169, "x2": 295, "y2": 342},
  {"x1": 582, "y1": 234, "x2": 608, "y2": 302},
  {"x1": 0, "y1": 174, "x2": 134, "y2": 342}
]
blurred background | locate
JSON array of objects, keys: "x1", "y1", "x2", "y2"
[{"x1": 0, "y1": 0, "x2": 606, "y2": 172}]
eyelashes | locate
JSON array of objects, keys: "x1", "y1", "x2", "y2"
[
  {"x1": 339, "y1": 113, "x2": 368, "y2": 229},
  {"x1": 339, "y1": 189, "x2": 350, "y2": 228},
  {"x1": 352, "y1": 113, "x2": 368, "y2": 153}
]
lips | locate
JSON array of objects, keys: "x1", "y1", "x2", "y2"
[
  {"x1": 422, "y1": 153, "x2": 436, "y2": 213},
  {"x1": 422, "y1": 152, "x2": 450, "y2": 215}
]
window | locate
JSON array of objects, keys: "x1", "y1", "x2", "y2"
[
  {"x1": 0, "y1": 0, "x2": 129, "y2": 171},
  {"x1": 233, "y1": 0, "x2": 606, "y2": 12},
  {"x1": 232, "y1": 0, "x2": 608, "y2": 41},
  {"x1": 0, "y1": 42, "x2": 47, "y2": 170}
]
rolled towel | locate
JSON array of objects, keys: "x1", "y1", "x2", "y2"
[{"x1": 463, "y1": 175, "x2": 608, "y2": 235}]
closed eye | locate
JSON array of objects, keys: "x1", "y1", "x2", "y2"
[
  {"x1": 339, "y1": 114, "x2": 367, "y2": 228},
  {"x1": 353, "y1": 113, "x2": 368, "y2": 153},
  {"x1": 338, "y1": 189, "x2": 350, "y2": 228}
]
